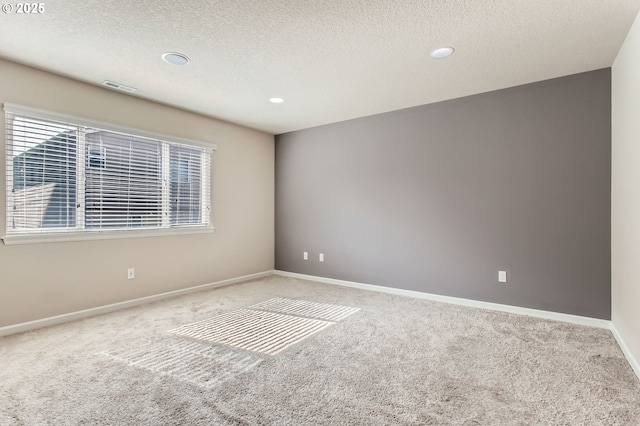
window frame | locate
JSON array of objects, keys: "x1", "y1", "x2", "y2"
[{"x1": 2, "y1": 103, "x2": 216, "y2": 245}]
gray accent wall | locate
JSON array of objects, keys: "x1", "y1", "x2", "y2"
[{"x1": 275, "y1": 69, "x2": 611, "y2": 319}]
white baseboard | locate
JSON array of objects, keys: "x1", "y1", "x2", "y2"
[
  {"x1": 274, "y1": 270, "x2": 640, "y2": 381},
  {"x1": 274, "y1": 270, "x2": 610, "y2": 329},
  {"x1": 4, "y1": 268, "x2": 638, "y2": 383},
  {"x1": 0, "y1": 270, "x2": 273, "y2": 338},
  {"x1": 609, "y1": 323, "x2": 640, "y2": 380}
]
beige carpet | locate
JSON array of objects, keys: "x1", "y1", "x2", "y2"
[{"x1": 1, "y1": 275, "x2": 639, "y2": 425}]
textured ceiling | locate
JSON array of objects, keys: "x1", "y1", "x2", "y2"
[{"x1": 1, "y1": 0, "x2": 639, "y2": 134}]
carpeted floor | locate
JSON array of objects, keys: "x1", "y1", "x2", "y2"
[{"x1": 1, "y1": 275, "x2": 639, "y2": 425}]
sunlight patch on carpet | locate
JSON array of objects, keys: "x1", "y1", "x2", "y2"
[
  {"x1": 249, "y1": 298, "x2": 360, "y2": 321},
  {"x1": 168, "y1": 309, "x2": 334, "y2": 355},
  {"x1": 99, "y1": 339, "x2": 262, "y2": 389}
]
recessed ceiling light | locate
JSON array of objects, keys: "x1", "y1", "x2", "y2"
[
  {"x1": 430, "y1": 47, "x2": 455, "y2": 59},
  {"x1": 269, "y1": 97, "x2": 284, "y2": 104},
  {"x1": 162, "y1": 52, "x2": 190, "y2": 65}
]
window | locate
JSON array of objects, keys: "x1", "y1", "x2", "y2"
[
  {"x1": 87, "y1": 145, "x2": 106, "y2": 169},
  {"x1": 3, "y1": 104, "x2": 214, "y2": 243},
  {"x1": 169, "y1": 145, "x2": 205, "y2": 225}
]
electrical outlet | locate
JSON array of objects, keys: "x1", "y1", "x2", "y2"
[
  {"x1": 128, "y1": 268, "x2": 135, "y2": 280},
  {"x1": 303, "y1": 251, "x2": 308, "y2": 260},
  {"x1": 319, "y1": 253, "x2": 324, "y2": 262},
  {"x1": 498, "y1": 270, "x2": 507, "y2": 283}
]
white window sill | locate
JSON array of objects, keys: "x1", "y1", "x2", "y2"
[{"x1": 2, "y1": 226, "x2": 215, "y2": 245}]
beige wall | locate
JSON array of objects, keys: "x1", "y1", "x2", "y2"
[
  {"x1": 612, "y1": 12, "x2": 640, "y2": 371},
  {"x1": 0, "y1": 59, "x2": 274, "y2": 327}
]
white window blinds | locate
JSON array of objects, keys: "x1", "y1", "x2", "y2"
[{"x1": 4, "y1": 104, "x2": 214, "y2": 240}]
